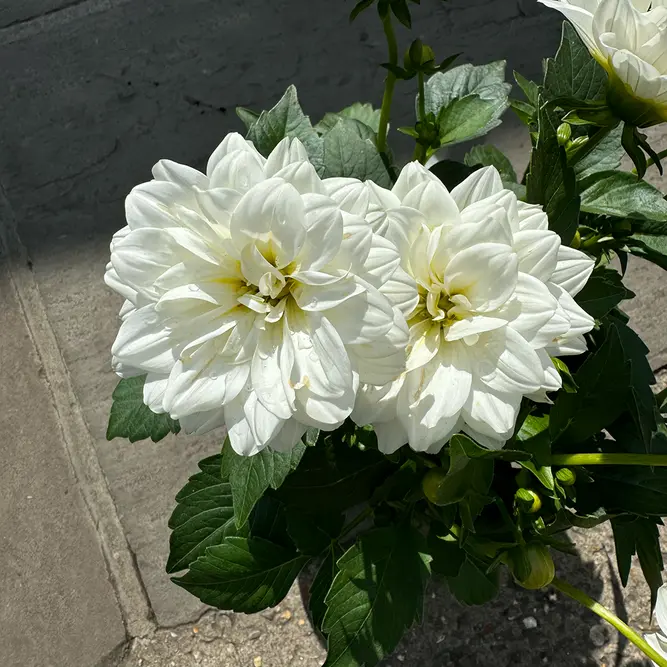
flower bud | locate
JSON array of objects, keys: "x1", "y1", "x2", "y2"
[
  {"x1": 510, "y1": 544, "x2": 555, "y2": 590},
  {"x1": 570, "y1": 231, "x2": 581, "y2": 249},
  {"x1": 515, "y1": 488, "x2": 542, "y2": 514},
  {"x1": 567, "y1": 136, "x2": 588, "y2": 152},
  {"x1": 556, "y1": 468, "x2": 576, "y2": 487},
  {"x1": 557, "y1": 123, "x2": 572, "y2": 146}
]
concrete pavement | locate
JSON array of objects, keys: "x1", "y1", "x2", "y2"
[{"x1": 1, "y1": 0, "x2": 666, "y2": 665}]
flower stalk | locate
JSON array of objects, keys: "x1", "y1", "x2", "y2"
[
  {"x1": 412, "y1": 72, "x2": 428, "y2": 164},
  {"x1": 551, "y1": 453, "x2": 667, "y2": 467},
  {"x1": 551, "y1": 577, "x2": 667, "y2": 667},
  {"x1": 377, "y1": 10, "x2": 398, "y2": 155}
]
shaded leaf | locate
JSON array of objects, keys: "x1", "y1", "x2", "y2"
[
  {"x1": 107, "y1": 375, "x2": 180, "y2": 444},
  {"x1": 221, "y1": 439, "x2": 306, "y2": 527},
  {"x1": 575, "y1": 267, "x2": 635, "y2": 318},
  {"x1": 322, "y1": 521, "x2": 430, "y2": 667},
  {"x1": 447, "y1": 556, "x2": 499, "y2": 606},
  {"x1": 309, "y1": 543, "x2": 345, "y2": 632},
  {"x1": 174, "y1": 536, "x2": 309, "y2": 613},
  {"x1": 247, "y1": 85, "x2": 324, "y2": 175},
  {"x1": 166, "y1": 454, "x2": 239, "y2": 574}
]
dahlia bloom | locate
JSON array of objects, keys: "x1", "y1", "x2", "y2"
[
  {"x1": 105, "y1": 134, "x2": 413, "y2": 455},
  {"x1": 343, "y1": 163, "x2": 595, "y2": 454},
  {"x1": 646, "y1": 585, "x2": 667, "y2": 665},
  {"x1": 539, "y1": 0, "x2": 667, "y2": 126}
]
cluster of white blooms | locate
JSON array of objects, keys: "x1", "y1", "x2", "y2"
[
  {"x1": 540, "y1": 0, "x2": 667, "y2": 126},
  {"x1": 106, "y1": 134, "x2": 594, "y2": 456}
]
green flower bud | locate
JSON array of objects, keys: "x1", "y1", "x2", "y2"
[
  {"x1": 422, "y1": 468, "x2": 448, "y2": 505},
  {"x1": 515, "y1": 488, "x2": 542, "y2": 514},
  {"x1": 567, "y1": 136, "x2": 589, "y2": 152},
  {"x1": 510, "y1": 544, "x2": 555, "y2": 590},
  {"x1": 571, "y1": 230, "x2": 581, "y2": 249},
  {"x1": 557, "y1": 123, "x2": 572, "y2": 146},
  {"x1": 556, "y1": 468, "x2": 576, "y2": 487}
]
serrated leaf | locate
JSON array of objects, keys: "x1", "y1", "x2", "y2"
[
  {"x1": 286, "y1": 510, "x2": 344, "y2": 556},
  {"x1": 612, "y1": 516, "x2": 664, "y2": 610},
  {"x1": 515, "y1": 414, "x2": 554, "y2": 490},
  {"x1": 626, "y1": 234, "x2": 667, "y2": 271},
  {"x1": 166, "y1": 455, "x2": 239, "y2": 574},
  {"x1": 107, "y1": 375, "x2": 180, "y2": 443},
  {"x1": 574, "y1": 124, "x2": 624, "y2": 181},
  {"x1": 526, "y1": 98, "x2": 580, "y2": 244},
  {"x1": 579, "y1": 170, "x2": 667, "y2": 221},
  {"x1": 221, "y1": 439, "x2": 306, "y2": 527},
  {"x1": 315, "y1": 102, "x2": 382, "y2": 135},
  {"x1": 247, "y1": 85, "x2": 324, "y2": 175},
  {"x1": 322, "y1": 117, "x2": 392, "y2": 187},
  {"x1": 174, "y1": 536, "x2": 309, "y2": 612},
  {"x1": 514, "y1": 71, "x2": 539, "y2": 107},
  {"x1": 446, "y1": 556, "x2": 499, "y2": 606},
  {"x1": 543, "y1": 22, "x2": 607, "y2": 103},
  {"x1": 322, "y1": 521, "x2": 430, "y2": 667},
  {"x1": 236, "y1": 106, "x2": 260, "y2": 131},
  {"x1": 248, "y1": 495, "x2": 292, "y2": 549},
  {"x1": 424, "y1": 62, "x2": 511, "y2": 147},
  {"x1": 309, "y1": 543, "x2": 345, "y2": 632},
  {"x1": 551, "y1": 324, "x2": 630, "y2": 444},
  {"x1": 275, "y1": 440, "x2": 395, "y2": 515},
  {"x1": 464, "y1": 144, "x2": 517, "y2": 183},
  {"x1": 575, "y1": 267, "x2": 635, "y2": 318}
]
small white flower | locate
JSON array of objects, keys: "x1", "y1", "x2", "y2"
[
  {"x1": 539, "y1": 0, "x2": 667, "y2": 126},
  {"x1": 646, "y1": 585, "x2": 667, "y2": 665},
  {"x1": 337, "y1": 163, "x2": 595, "y2": 454},
  {"x1": 105, "y1": 134, "x2": 412, "y2": 455}
]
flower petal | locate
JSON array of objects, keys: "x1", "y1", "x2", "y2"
[
  {"x1": 450, "y1": 166, "x2": 504, "y2": 210},
  {"x1": 463, "y1": 382, "x2": 521, "y2": 441},
  {"x1": 230, "y1": 178, "x2": 306, "y2": 267},
  {"x1": 153, "y1": 159, "x2": 208, "y2": 190},
  {"x1": 512, "y1": 229, "x2": 561, "y2": 282},
  {"x1": 551, "y1": 245, "x2": 595, "y2": 296}
]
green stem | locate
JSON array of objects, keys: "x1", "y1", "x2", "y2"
[
  {"x1": 551, "y1": 577, "x2": 667, "y2": 667},
  {"x1": 551, "y1": 453, "x2": 667, "y2": 467},
  {"x1": 412, "y1": 72, "x2": 427, "y2": 164},
  {"x1": 376, "y1": 11, "x2": 398, "y2": 155},
  {"x1": 340, "y1": 506, "x2": 374, "y2": 539}
]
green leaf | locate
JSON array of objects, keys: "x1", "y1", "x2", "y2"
[
  {"x1": 247, "y1": 495, "x2": 292, "y2": 549},
  {"x1": 275, "y1": 441, "x2": 396, "y2": 515},
  {"x1": 611, "y1": 516, "x2": 664, "y2": 609},
  {"x1": 543, "y1": 22, "x2": 607, "y2": 104},
  {"x1": 574, "y1": 124, "x2": 624, "y2": 181},
  {"x1": 423, "y1": 61, "x2": 511, "y2": 147},
  {"x1": 221, "y1": 439, "x2": 306, "y2": 528},
  {"x1": 247, "y1": 85, "x2": 324, "y2": 175},
  {"x1": 579, "y1": 171, "x2": 667, "y2": 221},
  {"x1": 593, "y1": 467, "x2": 667, "y2": 516},
  {"x1": 316, "y1": 102, "x2": 382, "y2": 135},
  {"x1": 107, "y1": 375, "x2": 180, "y2": 443},
  {"x1": 515, "y1": 414, "x2": 554, "y2": 490},
  {"x1": 464, "y1": 144, "x2": 517, "y2": 183},
  {"x1": 322, "y1": 117, "x2": 392, "y2": 187},
  {"x1": 627, "y1": 234, "x2": 667, "y2": 271},
  {"x1": 286, "y1": 510, "x2": 344, "y2": 556},
  {"x1": 309, "y1": 543, "x2": 345, "y2": 632},
  {"x1": 350, "y1": 0, "x2": 374, "y2": 22},
  {"x1": 446, "y1": 556, "x2": 499, "y2": 606},
  {"x1": 575, "y1": 267, "x2": 635, "y2": 318},
  {"x1": 551, "y1": 323, "x2": 631, "y2": 444},
  {"x1": 514, "y1": 71, "x2": 540, "y2": 107},
  {"x1": 174, "y1": 536, "x2": 309, "y2": 613},
  {"x1": 390, "y1": 0, "x2": 412, "y2": 28},
  {"x1": 166, "y1": 454, "x2": 239, "y2": 574},
  {"x1": 450, "y1": 433, "x2": 531, "y2": 462},
  {"x1": 526, "y1": 99, "x2": 580, "y2": 244},
  {"x1": 322, "y1": 521, "x2": 431, "y2": 667},
  {"x1": 427, "y1": 530, "x2": 465, "y2": 578},
  {"x1": 236, "y1": 106, "x2": 260, "y2": 132}
]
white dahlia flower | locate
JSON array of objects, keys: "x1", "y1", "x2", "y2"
[
  {"x1": 539, "y1": 0, "x2": 667, "y2": 126},
  {"x1": 339, "y1": 163, "x2": 595, "y2": 454},
  {"x1": 647, "y1": 585, "x2": 667, "y2": 665},
  {"x1": 105, "y1": 134, "x2": 413, "y2": 455}
]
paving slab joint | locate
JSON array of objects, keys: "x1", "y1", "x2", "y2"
[{"x1": 0, "y1": 181, "x2": 156, "y2": 640}]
